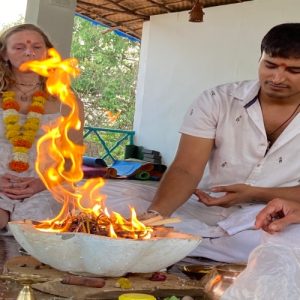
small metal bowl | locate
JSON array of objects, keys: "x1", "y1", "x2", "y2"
[
  {"x1": 180, "y1": 264, "x2": 217, "y2": 280},
  {"x1": 201, "y1": 264, "x2": 246, "y2": 300}
]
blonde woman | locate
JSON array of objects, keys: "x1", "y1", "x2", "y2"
[{"x1": 0, "y1": 24, "x2": 84, "y2": 231}]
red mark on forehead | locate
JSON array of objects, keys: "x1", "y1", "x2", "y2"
[
  {"x1": 278, "y1": 63, "x2": 288, "y2": 67},
  {"x1": 26, "y1": 40, "x2": 32, "y2": 44}
]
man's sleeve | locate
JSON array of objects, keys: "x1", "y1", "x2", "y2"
[{"x1": 179, "y1": 89, "x2": 221, "y2": 139}]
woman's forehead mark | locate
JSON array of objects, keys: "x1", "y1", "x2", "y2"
[{"x1": 26, "y1": 40, "x2": 32, "y2": 44}]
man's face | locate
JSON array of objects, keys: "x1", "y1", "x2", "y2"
[{"x1": 258, "y1": 52, "x2": 300, "y2": 100}]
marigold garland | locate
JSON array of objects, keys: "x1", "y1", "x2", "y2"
[{"x1": 2, "y1": 90, "x2": 47, "y2": 172}]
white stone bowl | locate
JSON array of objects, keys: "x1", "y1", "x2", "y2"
[{"x1": 9, "y1": 221, "x2": 202, "y2": 277}]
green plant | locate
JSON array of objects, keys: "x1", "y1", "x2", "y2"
[{"x1": 71, "y1": 17, "x2": 140, "y2": 131}]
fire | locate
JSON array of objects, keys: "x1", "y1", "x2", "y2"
[
  {"x1": 105, "y1": 110, "x2": 121, "y2": 124},
  {"x1": 19, "y1": 49, "x2": 152, "y2": 239}
]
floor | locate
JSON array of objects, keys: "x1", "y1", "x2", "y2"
[
  {"x1": 0, "y1": 235, "x2": 210, "y2": 299},
  {"x1": 0, "y1": 235, "x2": 64, "y2": 299}
]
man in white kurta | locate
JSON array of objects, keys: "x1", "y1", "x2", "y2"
[
  {"x1": 144, "y1": 23, "x2": 300, "y2": 262},
  {"x1": 171, "y1": 79, "x2": 299, "y2": 262}
]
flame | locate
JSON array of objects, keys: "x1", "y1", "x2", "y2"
[
  {"x1": 105, "y1": 110, "x2": 121, "y2": 124},
  {"x1": 19, "y1": 49, "x2": 151, "y2": 239}
]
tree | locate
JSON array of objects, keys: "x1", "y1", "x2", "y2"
[{"x1": 71, "y1": 16, "x2": 140, "y2": 130}]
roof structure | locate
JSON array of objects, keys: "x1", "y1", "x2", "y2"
[{"x1": 76, "y1": 0, "x2": 253, "y2": 40}]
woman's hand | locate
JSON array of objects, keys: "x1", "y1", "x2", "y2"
[
  {"x1": 0, "y1": 174, "x2": 45, "y2": 200},
  {"x1": 255, "y1": 198, "x2": 300, "y2": 233},
  {"x1": 195, "y1": 184, "x2": 255, "y2": 207},
  {"x1": 0, "y1": 173, "x2": 18, "y2": 190}
]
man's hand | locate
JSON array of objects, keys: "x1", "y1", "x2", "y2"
[
  {"x1": 1, "y1": 175, "x2": 45, "y2": 200},
  {"x1": 255, "y1": 198, "x2": 300, "y2": 233},
  {"x1": 195, "y1": 184, "x2": 254, "y2": 207}
]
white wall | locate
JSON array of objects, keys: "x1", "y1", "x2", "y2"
[{"x1": 134, "y1": 0, "x2": 300, "y2": 165}]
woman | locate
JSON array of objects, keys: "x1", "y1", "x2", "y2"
[{"x1": 0, "y1": 24, "x2": 84, "y2": 231}]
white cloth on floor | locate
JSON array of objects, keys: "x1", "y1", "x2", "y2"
[
  {"x1": 102, "y1": 179, "x2": 264, "y2": 263},
  {"x1": 190, "y1": 229, "x2": 262, "y2": 263},
  {"x1": 217, "y1": 204, "x2": 265, "y2": 235},
  {"x1": 222, "y1": 225, "x2": 300, "y2": 300}
]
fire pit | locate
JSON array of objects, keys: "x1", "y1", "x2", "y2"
[
  {"x1": 9, "y1": 220, "x2": 201, "y2": 277},
  {"x1": 8, "y1": 50, "x2": 201, "y2": 278}
]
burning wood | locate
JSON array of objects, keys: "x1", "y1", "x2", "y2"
[
  {"x1": 35, "y1": 210, "x2": 154, "y2": 239},
  {"x1": 34, "y1": 211, "x2": 179, "y2": 239}
]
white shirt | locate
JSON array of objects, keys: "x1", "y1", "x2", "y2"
[{"x1": 180, "y1": 80, "x2": 300, "y2": 192}]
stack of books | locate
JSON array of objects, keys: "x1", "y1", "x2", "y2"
[{"x1": 142, "y1": 148, "x2": 162, "y2": 164}]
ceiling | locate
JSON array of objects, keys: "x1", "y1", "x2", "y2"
[{"x1": 76, "y1": 0, "x2": 253, "y2": 40}]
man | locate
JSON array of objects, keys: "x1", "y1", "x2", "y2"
[{"x1": 144, "y1": 23, "x2": 300, "y2": 262}]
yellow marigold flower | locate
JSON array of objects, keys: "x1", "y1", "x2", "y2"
[
  {"x1": 116, "y1": 278, "x2": 132, "y2": 289},
  {"x1": 3, "y1": 91, "x2": 15, "y2": 98},
  {"x1": 3, "y1": 115, "x2": 19, "y2": 124},
  {"x1": 22, "y1": 133, "x2": 36, "y2": 143},
  {"x1": 13, "y1": 147, "x2": 29, "y2": 153},
  {"x1": 6, "y1": 130, "x2": 19, "y2": 140},
  {"x1": 32, "y1": 96, "x2": 46, "y2": 105},
  {"x1": 23, "y1": 122, "x2": 40, "y2": 131},
  {"x1": 31, "y1": 102, "x2": 44, "y2": 108},
  {"x1": 25, "y1": 117, "x2": 40, "y2": 125},
  {"x1": 6, "y1": 124, "x2": 21, "y2": 132}
]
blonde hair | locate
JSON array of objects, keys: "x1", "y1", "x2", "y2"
[{"x1": 0, "y1": 23, "x2": 53, "y2": 91}]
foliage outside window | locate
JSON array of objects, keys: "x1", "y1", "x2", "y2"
[{"x1": 71, "y1": 16, "x2": 140, "y2": 130}]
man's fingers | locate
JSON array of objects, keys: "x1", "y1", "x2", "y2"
[
  {"x1": 210, "y1": 186, "x2": 227, "y2": 192},
  {"x1": 268, "y1": 214, "x2": 297, "y2": 232},
  {"x1": 195, "y1": 190, "x2": 212, "y2": 201},
  {"x1": 255, "y1": 203, "x2": 281, "y2": 229}
]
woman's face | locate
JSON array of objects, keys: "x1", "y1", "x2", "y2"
[{"x1": 3, "y1": 29, "x2": 48, "y2": 71}]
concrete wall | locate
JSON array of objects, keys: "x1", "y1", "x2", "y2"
[
  {"x1": 25, "y1": 0, "x2": 76, "y2": 58},
  {"x1": 134, "y1": 0, "x2": 300, "y2": 165}
]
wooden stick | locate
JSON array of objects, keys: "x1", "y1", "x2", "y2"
[
  {"x1": 62, "y1": 275, "x2": 105, "y2": 288},
  {"x1": 141, "y1": 215, "x2": 163, "y2": 225},
  {"x1": 144, "y1": 217, "x2": 181, "y2": 226}
]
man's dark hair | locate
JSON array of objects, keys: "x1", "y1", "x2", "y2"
[{"x1": 261, "y1": 23, "x2": 300, "y2": 58}]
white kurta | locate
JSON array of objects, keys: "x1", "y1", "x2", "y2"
[{"x1": 180, "y1": 79, "x2": 300, "y2": 190}]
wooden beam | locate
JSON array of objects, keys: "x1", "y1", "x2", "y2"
[
  {"x1": 105, "y1": 0, "x2": 149, "y2": 19},
  {"x1": 77, "y1": 0, "x2": 149, "y2": 20},
  {"x1": 147, "y1": 0, "x2": 172, "y2": 13},
  {"x1": 76, "y1": 4, "x2": 141, "y2": 39}
]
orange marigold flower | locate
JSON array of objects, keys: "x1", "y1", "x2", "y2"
[
  {"x1": 9, "y1": 160, "x2": 29, "y2": 172},
  {"x1": 2, "y1": 101, "x2": 20, "y2": 111},
  {"x1": 32, "y1": 91, "x2": 47, "y2": 98},
  {"x1": 29, "y1": 105, "x2": 45, "y2": 114},
  {"x1": 12, "y1": 139, "x2": 32, "y2": 148}
]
